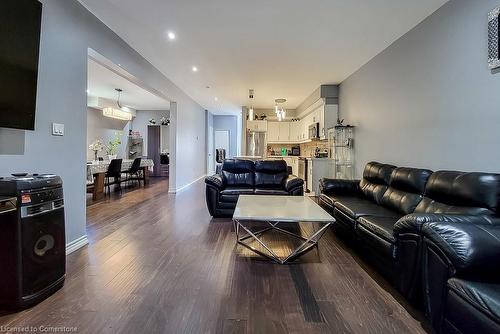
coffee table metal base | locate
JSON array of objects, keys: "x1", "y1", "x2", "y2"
[{"x1": 233, "y1": 219, "x2": 331, "y2": 264}]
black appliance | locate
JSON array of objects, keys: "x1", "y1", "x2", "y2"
[
  {"x1": 0, "y1": 0, "x2": 43, "y2": 130},
  {"x1": 308, "y1": 123, "x2": 320, "y2": 140},
  {"x1": 291, "y1": 146, "x2": 300, "y2": 156},
  {"x1": 0, "y1": 174, "x2": 65, "y2": 310}
]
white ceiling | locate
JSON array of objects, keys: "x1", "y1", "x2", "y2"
[
  {"x1": 87, "y1": 58, "x2": 170, "y2": 110},
  {"x1": 80, "y1": 0, "x2": 447, "y2": 114}
]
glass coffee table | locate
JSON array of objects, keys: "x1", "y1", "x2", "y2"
[{"x1": 232, "y1": 195, "x2": 335, "y2": 264}]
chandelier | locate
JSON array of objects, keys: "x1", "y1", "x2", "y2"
[
  {"x1": 275, "y1": 98, "x2": 286, "y2": 121},
  {"x1": 103, "y1": 88, "x2": 132, "y2": 121}
]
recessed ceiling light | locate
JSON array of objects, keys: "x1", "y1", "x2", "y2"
[
  {"x1": 192, "y1": 66, "x2": 198, "y2": 72},
  {"x1": 167, "y1": 31, "x2": 176, "y2": 40}
]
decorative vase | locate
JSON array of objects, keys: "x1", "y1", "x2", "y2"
[
  {"x1": 94, "y1": 151, "x2": 98, "y2": 162},
  {"x1": 108, "y1": 154, "x2": 117, "y2": 161}
]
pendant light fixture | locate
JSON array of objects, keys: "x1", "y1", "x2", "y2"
[
  {"x1": 275, "y1": 98, "x2": 286, "y2": 121},
  {"x1": 103, "y1": 88, "x2": 133, "y2": 121},
  {"x1": 248, "y1": 89, "x2": 255, "y2": 120}
]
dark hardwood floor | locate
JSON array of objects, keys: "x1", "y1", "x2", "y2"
[{"x1": 0, "y1": 178, "x2": 428, "y2": 333}]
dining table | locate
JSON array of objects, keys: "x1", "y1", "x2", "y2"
[{"x1": 87, "y1": 159, "x2": 154, "y2": 200}]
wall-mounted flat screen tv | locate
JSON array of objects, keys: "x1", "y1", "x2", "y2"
[{"x1": 0, "y1": 0, "x2": 42, "y2": 130}]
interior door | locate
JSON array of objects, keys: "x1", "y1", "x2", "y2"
[{"x1": 214, "y1": 130, "x2": 230, "y2": 164}]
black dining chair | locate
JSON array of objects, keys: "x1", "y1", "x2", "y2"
[
  {"x1": 216, "y1": 148, "x2": 226, "y2": 163},
  {"x1": 124, "y1": 158, "x2": 142, "y2": 187},
  {"x1": 105, "y1": 159, "x2": 123, "y2": 195}
]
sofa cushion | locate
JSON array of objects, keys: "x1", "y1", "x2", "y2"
[
  {"x1": 380, "y1": 167, "x2": 433, "y2": 215},
  {"x1": 254, "y1": 189, "x2": 289, "y2": 195},
  {"x1": 358, "y1": 216, "x2": 401, "y2": 243},
  {"x1": 254, "y1": 160, "x2": 288, "y2": 188},
  {"x1": 334, "y1": 197, "x2": 401, "y2": 220},
  {"x1": 448, "y1": 278, "x2": 500, "y2": 322},
  {"x1": 359, "y1": 162, "x2": 396, "y2": 204},
  {"x1": 415, "y1": 171, "x2": 500, "y2": 215},
  {"x1": 220, "y1": 187, "x2": 255, "y2": 202},
  {"x1": 221, "y1": 159, "x2": 255, "y2": 187},
  {"x1": 319, "y1": 193, "x2": 361, "y2": 207}
]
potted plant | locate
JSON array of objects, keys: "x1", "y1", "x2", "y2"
[
  {"x1": 106, "y1": 132, "x2": 122, "y2": 160},
  {"x1": 89, "y1": 138, "x2": 104, "y2": 162}
]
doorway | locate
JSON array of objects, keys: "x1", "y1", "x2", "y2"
[{"x1": 214, "y1": 130, "x2": 229, "y2": 166}]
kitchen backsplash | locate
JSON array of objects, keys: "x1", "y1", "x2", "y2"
[
  {"x1": 267, "y1": 141, "x2": 328, "y2": 157},
  {"x1": 300, "y1": 141, "x2": 328, "y2": 157}
]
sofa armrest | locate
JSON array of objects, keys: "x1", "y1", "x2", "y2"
[
  {"x1": 422, "y1": 221, "x2": 500, "y2": 278},
  {"x1": 205, "y1": 174, "x2": 224, "y2": 189},
  {"x1": 319, "y1": 178, "x2": 360, "y2": 196},
  {"x1": 285, "y1": 175, "x2": 304, "y2": 192},
  {"x1": 393, "y1": 213, "x2": 496, "y2": 236}
]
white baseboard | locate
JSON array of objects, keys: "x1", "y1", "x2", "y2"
[
  {"x1": 169, "y1": 174, "x2": 206, "y2": 193},
  {"x1": 66, "y1": 235, "x2": 89, "y2": 255}
]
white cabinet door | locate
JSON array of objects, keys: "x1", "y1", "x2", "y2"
[
  {"x1": 278, "y1": 122, "x2": 290, "y2": 142},
  {"x1": 247, "y1": 120, "x2": 267, "y2": 132},
  {"x1": 267, "y1": 121, "x2": 280, "y2": 142},
  {"x1": 289, "y1": 122, "x2": 299, "y2": 142}
]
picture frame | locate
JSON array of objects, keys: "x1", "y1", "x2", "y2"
[{"x1": 488, "y1": 6, "x2": 500, "y2": 69}]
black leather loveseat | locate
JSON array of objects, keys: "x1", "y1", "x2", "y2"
[
  {"x1": 319, "y1": 161, "x2": 500, "y2": 333},
  {"x1": 205, "y1": 159, "x2": 304, "y2": 218}
]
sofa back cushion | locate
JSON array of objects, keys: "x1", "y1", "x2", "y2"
[
  {"x1": 254, "y1": 160, "x2": 288, "y2": 188},
  {"x1": 359, "y1": 161, "x2": 396, "y2": 204},
  {"x1": 221, "y1": 159, "x2": 255, "y2": 187},
  {"x1": 381, "y1": 167, "x2": 433, "y2": 215},
  {"x1": 415, "y1": 171, "x2": 500, "y2": 215}
]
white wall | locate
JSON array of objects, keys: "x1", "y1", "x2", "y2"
[
  {"x1": 0, "y1": 0, "x2": 206, "y2": 246},
  {"x1": 339, "y1": 0, "x2": 500, "y2": 176},
  {"x1": 86, "y1": 107, "x2": 129, "y2": 160},
  {"x1": 213, "y1": 115, "x2": 238, "y2": 158},
  {"x1": 131, "y1": 110, "x2": 169, "y2": 154}
]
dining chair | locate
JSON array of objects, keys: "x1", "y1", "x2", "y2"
[
  {"x1": 124, "y1": 158, "x2": 142, "y2": 187},
  {"x1": 105, "y1": 159, "x2": 123, "y2": 195}
]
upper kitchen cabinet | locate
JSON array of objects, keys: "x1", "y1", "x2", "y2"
[
  {"x1": 295, "y1": 85, "x2": 339, "y2": 140},
  {"x1": 268, "y1": 121, "x2": 290, "y2": 143},
  {"x1": 246, "y1": 120, "x2": 267, "y2": 132}
]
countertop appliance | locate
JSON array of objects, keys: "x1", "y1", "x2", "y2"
[
  {"x1": 246, "y1": 130, "x2": 266, "y2": 158},
  {"x1": 0, "y1": 174, "x2": 66, "y2": 309},
  {"x1": 308, "y1": 122, "x2": 320, "y2": 140},
  {"x1": 291, "y1": 146, "x2": 300, "y2": 156}
]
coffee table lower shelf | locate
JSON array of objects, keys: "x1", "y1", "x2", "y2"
[{"x1": 233, "y1": 219, "x2": 332, "y2": 264}]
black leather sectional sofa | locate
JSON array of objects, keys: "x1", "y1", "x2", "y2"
[
  {"x1": 205, "y1": 159, "x2": 304, "y2": 218},
  {"x1": 319, "y1": 161, "x2": 500, "y2": 334}
]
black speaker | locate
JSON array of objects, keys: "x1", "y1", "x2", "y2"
[{"x1": 0, "y1": 176, "x2": 66, "y2": 310}]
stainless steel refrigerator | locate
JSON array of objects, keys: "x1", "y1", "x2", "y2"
[{"x1": 246, "y1": 130, "x2": 267, "y2": 158}]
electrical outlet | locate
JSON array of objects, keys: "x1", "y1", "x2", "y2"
[{"x1": 52, "y1": 123, "x2": 64, "y2": 136}]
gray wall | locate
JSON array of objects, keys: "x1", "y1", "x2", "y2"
[
  {"x1": 340, "y1": 0, "x2": 500, "y2": 176},
  {"x1": 213, "y1": 115, "x2": 238, "y2": 158},
  {"x1": 0, "y1": 0, "x2": 206, "y2": 245}
]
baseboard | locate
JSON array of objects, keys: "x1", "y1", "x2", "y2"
[
  {"x1": 66, "y1": 235, "x2": 89, "y2": 255},
  {"x1": 169, "y1": 174, "x2": 206, "y2": 193}
]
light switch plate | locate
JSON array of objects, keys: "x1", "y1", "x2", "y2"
[{"x1": 52, "y1": 123, "x2": 64, "y2": 136}]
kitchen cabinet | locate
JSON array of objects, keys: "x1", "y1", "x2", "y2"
[
  {"x1": 306, "y1": 158, "x2": 335, "y2": 195},
  {"x1": 289, "y1": 121, "x2": 300, "y2": 142},
  {"x1": 267, "y1": 121, "x2": 279, "y2": 142},
  {"x1": 268, "y1": 121, "x2": 290, "y2": 143},
  {"x1": 278, "y1": 122, "x2": 290, "y2": 142},
  {"x1": 247, "y1": 120, "x2": 267, "y2": 132},
  {"x1": 277, "y1": 156, "x2": 300, "y2": 176}
]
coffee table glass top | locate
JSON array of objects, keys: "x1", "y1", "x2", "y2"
[{"x1": 233, "y1": 195, "x2": 333, "y2": 222}]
